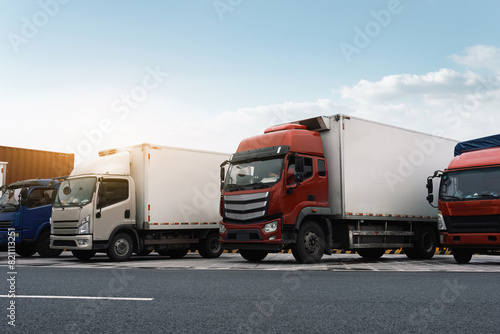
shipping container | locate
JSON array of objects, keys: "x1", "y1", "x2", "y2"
[{"x1": 0, "y1": 146, "x2": 74, "y2": 184}]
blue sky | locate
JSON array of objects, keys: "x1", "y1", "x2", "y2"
[{"x1": 1, "y1": 0, "x2": 500, "y2": 163}]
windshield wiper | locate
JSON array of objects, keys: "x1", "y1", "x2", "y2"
[
  {"x1": 473, "y1": 194, "x2": 499, "y2": 199},
  {"x1": 440, "y1": 195, "x2": 464, "y2": 201},
  {"x1": 248, "y1": 182, "x2": 272, "y2": 190}
]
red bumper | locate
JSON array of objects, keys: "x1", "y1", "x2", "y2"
[
  {"x1": 441, "y1": 232, "x2": 500, "y2": 247},
  {"x1": 219, "y1": 219, "x2": 282, "y2": 249}
]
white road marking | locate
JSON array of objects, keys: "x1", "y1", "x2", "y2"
[{"x1": 0, "y1": 295, "x2": 153, "y2": 301}]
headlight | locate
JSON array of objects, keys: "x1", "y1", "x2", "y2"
[
  {"x1": 263, "y1": 221, "x2": 278, "y2": 233},
  {"x1": 50, "y1": 218, "x2": 54, "y2": 234},
  {"x1": 437, "y1": 211, "x2": 447, "y2": 231},
  {"x1": 78, "y1": 215, "x2": 90, "y2": 234},
  {"x1": 219, "y1": 223, "x2": 226, "y2": 234}
]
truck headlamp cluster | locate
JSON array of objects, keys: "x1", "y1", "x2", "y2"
[
  {"x1": 437, "y1": 211, "x2": 447, "y2": 231},
  {"x1": 78, "y1": 215, "x2": 90, "y2": 234},
  {"x1": 263, "y1": 221, "x2": 278, "y2": 233},
  {"x1": 219, "y1": 223, "x2": 226, "y2": 234}
]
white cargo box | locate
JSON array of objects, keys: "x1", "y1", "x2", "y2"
[
  {"x1": 96, "y1": 144, "x2": 229, "y2": 231},
  {"x1": 297, "y1": 115, "x2": 458, "y2": 221}
]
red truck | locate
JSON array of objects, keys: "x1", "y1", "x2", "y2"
[
  {"x1": 426, "y1": 134, "x2": 500, "y2": 264},
  {"x1": 219, "y1": 115, "x2": 457, "y2": 263}
]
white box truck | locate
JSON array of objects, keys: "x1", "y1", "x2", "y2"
[
  {"x1": 50, "y1": 143, "x2": 229, "y2": 261},
  {"x1": 219, "y1": 115, "x2": 459, "y2": 263}
]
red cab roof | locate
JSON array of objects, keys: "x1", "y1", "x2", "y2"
[
  {"x1": 448, "y1": 146, "x2": 500, "y2": 170},
  {"x1": 237, "y1": 127, "x2": 324, "y2": 156}
]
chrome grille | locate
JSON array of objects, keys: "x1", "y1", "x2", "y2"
[
  {"x1": 224, "y1": 192, "x2": 269, "y2": 221},
  {"x1": 52, "y1": 220, "x2": 79, "y2": 235}
]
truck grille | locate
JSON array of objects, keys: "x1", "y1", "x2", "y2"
[
  {"x1": 445, "y1": 215, "x2": 500, "y2": 233},
  {"x1": 0, "y1": 221, "x2": 12, "y2": 228},
  {"x1": 224, "y1": 192, "x2": 269, "y2": 222},
  {"x1": 52, "y1": 220, "x2": 79, "y2": 235}
]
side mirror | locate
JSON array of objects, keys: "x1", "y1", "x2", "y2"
[
  {"x1": 295, "y1": 156, "x2": 305, "y2": 173},
  {"x1": 426, "y1": 178, "x2": 433, "y2": 194},
  {"x1": 20, "y1": 188, "x2": 28, "y2": 200},
  {"x1": 426, "y1": 194, "x2": 434, "y2": 204}
]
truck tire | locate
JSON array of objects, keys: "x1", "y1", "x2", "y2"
[
  {"x1": 414, "y1": 226, "x2": 437, "y2": 259},
  {"x1": 198, "y1": 232, "x2": 223, "y2": 258},
  {"x1": 357, "y1": 249, "x2": 385, "y2": 260},
  {"x1": 239, "y1": 250, "x2": 268, "y2": 262},
  {"x1": 36, "y1": 230, "x2": 63, "y2": 258},
  {"x1": 107, "y1": 233, "x2": 134, "y2": 262},
  {"x1": 292, "y1": 221, "x2": 325, "y2": 264},
  {"x1": 452, "y1": 248, "x2": 473, "y2": 264},
  {"x1": 16, "y1": 245, "x2": 36, "y2": 257},
  {"x1": 403, "y1": 247, "x2": 419, "y2": 259},
  {"x1": 72, "y1": 250, "x2": 96, "y2": 261}
]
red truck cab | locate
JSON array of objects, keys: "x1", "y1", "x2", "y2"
[
  {"x1": 428, "y1": 136, "x2": 500, "y2": 263},
  {"x1": 219, "y1": 124, "x2": 329, "y2": 262}
]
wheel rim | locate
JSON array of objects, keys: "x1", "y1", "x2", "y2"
[
  {"x1": 303, "y1": 231, "x2": 320, "y2": 254},
  {"x1": 209, "y1": 238, "x2": 221, "y2": 253},
  {"x1": 115, "y1": 238, "x2": 130, "y2": 256}
]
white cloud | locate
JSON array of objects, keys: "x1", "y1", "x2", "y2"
[{"x1": 449, "y1": 44, "x2": 500, "y2": 74}]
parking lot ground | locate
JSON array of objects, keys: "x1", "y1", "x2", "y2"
[{"x1": 2, "y1": 251, "x2": 500, "y2": 272}]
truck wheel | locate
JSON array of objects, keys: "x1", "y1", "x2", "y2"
[
  {"x1": 239, "y1": 250, "x2": 268, "y2": 262},
  {"x1": 72, "y1": 250, "x2": 96, "y2": 261},
  {"x1": 107, "y1": 233, "x2": 134, "y2": 262},
  {"x1": 16, "y1": 245, "x2": 36, "y2": 257},
  {"x1": 198, "y1": 232, "x2": 223, "y2": 258},
  {"x1": 357, "y1": 249, "x2": 385, "y2": 260},
  {"x1": 452, "y1": 248, "x2": 473, "y2": 264},
  {"x1": 36, "y1": 230, "x2": 63, "y2": 258},
  {"x1": 403, "y1": 247, "x2": 419, "y2": 259},
  {"x1": 414, "y1": 226, "x2": 437, "y2": 259},
  {"x1": 292, "y1": 221, "x2": 325, "y2": 264}
]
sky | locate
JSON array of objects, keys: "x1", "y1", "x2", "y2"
[{"x1": 1, "y1": 0, "x2": 500, "y2": 164}]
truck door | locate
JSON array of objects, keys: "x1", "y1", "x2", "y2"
[
  {"x1": 94, "y1": 178, "x2": 134, "y2": 241},
  {"x1": 283, "y1": 155, "x2": 328, "y2": 225},
  {"x1": 21, "y1": 187, "x2": 57, "y2": 239}
]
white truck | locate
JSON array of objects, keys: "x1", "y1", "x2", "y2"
[
  {"x1": 50, "y1": 143, "x2": 228, "y2": 261},
  {"x1": 220, "y1": 115, "x2": 459, "y2": 263}
]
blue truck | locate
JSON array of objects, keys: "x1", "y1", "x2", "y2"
[{"x1": 0, "y1": 178, "x2": 63, "y2": 257}]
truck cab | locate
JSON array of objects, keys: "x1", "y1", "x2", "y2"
[
  {"x1": 427, "y1": 135, "x2": 500, "y2": 263},
  {"x1": 0, "y1": 179, "x2": 62, "y2": 257},
  {"x1": 50, "y1": 151, "x2": 137, "y2": 261},
  {"x1": 220, "y1": 124, "x2": 330, "y2": 262}
]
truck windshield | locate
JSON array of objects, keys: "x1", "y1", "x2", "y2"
[
  {"x1": 0, "y1": 188, "x2": 21, "y2": 211},
  {"x1": 54, "y1": 177, "x2": 96, "y2": 207},
  {"x1": 440, "y1": 167, "x2": 500, "y2": 201},
  {"x1": 225, "y1": 158, "x2": 283, "y2": 191}
]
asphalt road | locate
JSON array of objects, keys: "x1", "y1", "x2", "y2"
[{"x1": 1, "y1": 259, "x2": 500, "y2": 333}]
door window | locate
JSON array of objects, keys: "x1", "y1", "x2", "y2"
[{"x1": 98, "y1": 179, "x2": 129, "y2": 208}]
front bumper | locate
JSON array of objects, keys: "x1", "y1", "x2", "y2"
[
  {"x1": 219, "y1": 218, "x2": 282, "y2": 250},
  {"x1": 50, "y1": 234, "x2": 93, "y2": 250},
  {"x1": 441, "y1": 232, "x2": 500, "y2": 248}
]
